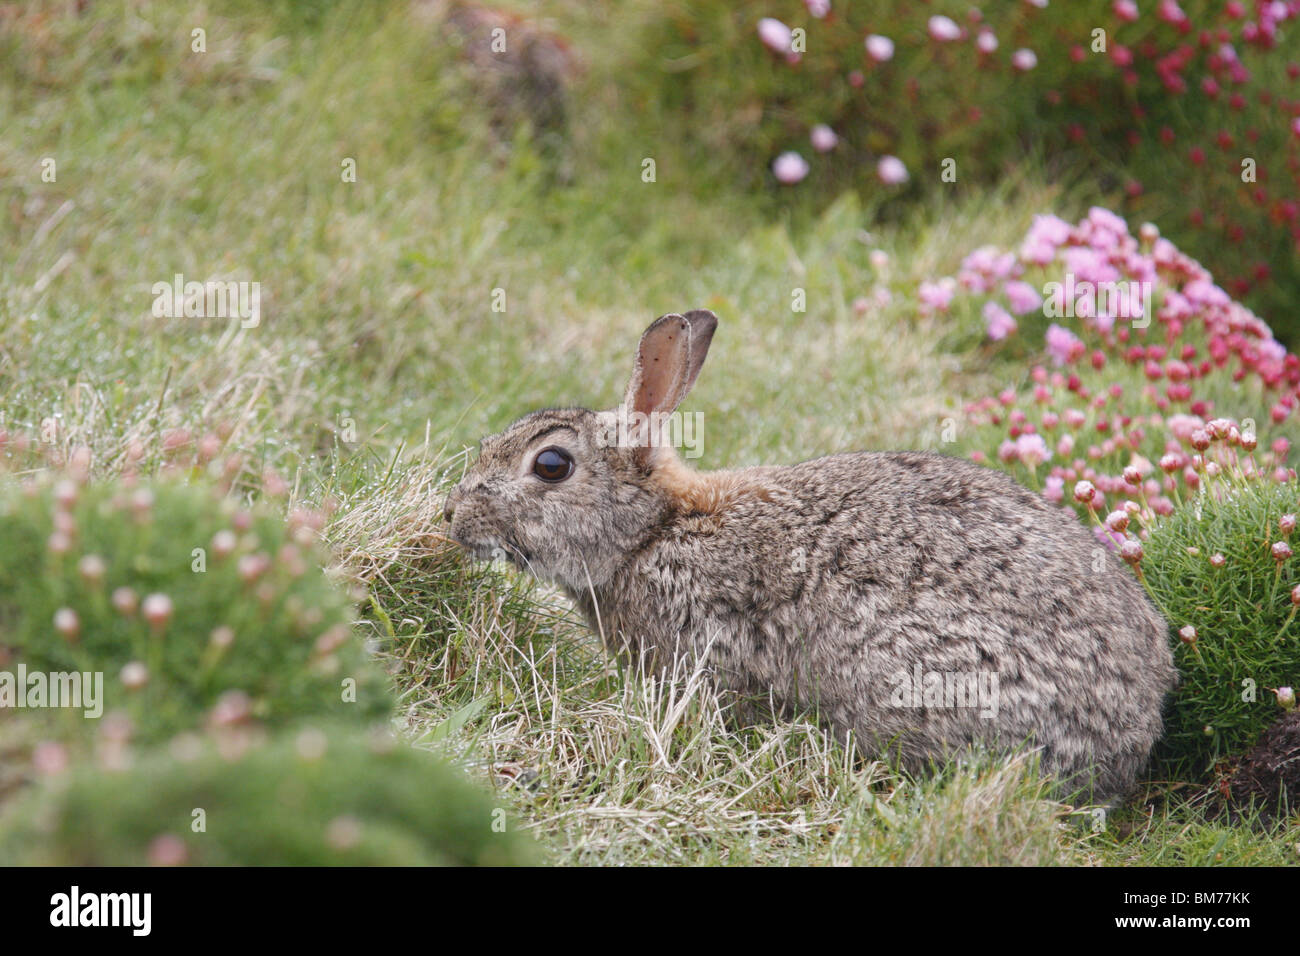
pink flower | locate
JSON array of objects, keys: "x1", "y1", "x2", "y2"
[
  {"x1": 1096, "y1": 526, "x2": 1124, "y2": 550},
  {"x1": 810, "y1": 125, "x2": 838, "y2": 153},
  {"x1": 804, "y1": 0, "x2": 830, "y2": 18},
  {"x1": 112, "y1": 587, "x2": 138, "y2": 616},
  {"x1": 54, "y1": 608, "x2": 80, "y2": 641},
  {"x1": 1044, "y1": 475, "x2": 1065, "y2": 503},
  {"x1": 142, "y1": 593, "x2": 174, "y2": 631},
  {"x1": 1045, "y1": 324, "x2": 1084, "y2": 366},
  {"x1": 918, "y1": 279, "x2": 955, "y2": 313},
  {"x1": 757, "y1": 18, "x2": 793, "y2": 54},
  {"x1": 1027, "y1": 214, "x2": 1073, "y2": 247},
  {"x1": 148, "y1": 834, "x2": 189, "y2": 867},
  {"x1": 78, "y1": 554, "x2": 106, "y2": 586},
  {"x1": 877, "y1": 155, "x2": 909, "y2": 185},
  {"x1": 1003, "y1": 280, "x2": 1043, "y2": 315},
  {"x1": 1015, "y1": 433, "x2": 1051, "y2": 467},
  {"x1": 1063, "y1": 247, "x2": 1121, "y2": 289},
  {"x1": 121, "y1": 661, "x2": 149, "y2": 690},
  {"x1": 1086, "y1": 206, "x2": 1130, "y2": 238},
  {"x1": 1182, "y1": 279, "x2": 1230, "y2": 309},
  {"x1": 237, "y1": 552, "x2": 272, "y2": 583},
  {"x1": 976, "y1": 30, "x2": 998, "y2": 54},
  {"x1": 1114, "y1": 0, "x2": 1139, "y2": 21},
  {"x1": 1165, "y1": 414, "x2": 1204, "y2": 442},
  {"x1": 1011, "y1": 49, "x2": 1038, "y2": 71},
  {"x1": 928, "y1": 15, "x2": 962, "y2": 41},
  {"x1": 773, "y1": 152, "x2": 809, "y2": 184},
  {"x1": 960, "y1": 246, "x2": 1017, "y2": 291},
  {"x1": 864, "y1": 34, "x2": 895, "y2": 62},
  {"x1": 1157, "y1": 0, "x2": 1186, "y2": 24},
  {"x1": 984, "y1": 302, "x2": 1018, "y2": 340},
  {"x1": 1074, "y1": 479, "x2": 1098, "y2": 506}
]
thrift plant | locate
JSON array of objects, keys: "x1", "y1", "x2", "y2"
[
  {"x1": 0, "y1": 469, "x2": 391, "y2": 743},
  {"x1": 1141, "y1": 474, "x2": 1300, "y2": 777},
  {"x1": 958, "y1": 207, "x2": 1299, "y2": 527},
  {"x1": 0, "y1": 723, "x2": 537, "y2": 866}
]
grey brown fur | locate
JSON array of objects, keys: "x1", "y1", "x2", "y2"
[{"x1": 445, "y1": 310, "x2": 1176, "y2": 803}]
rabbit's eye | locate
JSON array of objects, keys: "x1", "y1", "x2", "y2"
[{"x1": 532, "y1": 447, "x2": 574, "y2": 483}]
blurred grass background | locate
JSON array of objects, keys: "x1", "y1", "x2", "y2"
[{"x1": 1, "y1": 0, "x2": 1083, "y2": 479}]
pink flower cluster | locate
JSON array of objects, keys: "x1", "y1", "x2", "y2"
[
  {"x1": 942, "y1": 207, "x2": 1300, "y2": 527},
  {"x1": 750, "y1": 1, "x2": 1300, "y2": 326}
]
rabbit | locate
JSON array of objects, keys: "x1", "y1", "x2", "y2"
[{"x1": 444, "y1": 310, "x2": 1177, "y2": 804}]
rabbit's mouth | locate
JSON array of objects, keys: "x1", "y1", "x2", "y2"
[
  {"x1": 450, "y1": 532, "x2": 532, "y2": 568},
  {"x1": 497, "y1": 538, "x2": 548, "y2": 578}
]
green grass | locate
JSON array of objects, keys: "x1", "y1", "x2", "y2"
[{"x1": 1, "y1": 0, "x2": 1296, "y2": 865}]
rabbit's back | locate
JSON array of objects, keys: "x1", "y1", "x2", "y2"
[{"x1": 587, "y1": 450, "x2": 1174, "y2": 801}]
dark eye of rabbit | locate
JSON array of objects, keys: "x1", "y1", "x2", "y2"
[{"x1": 532, "y1": 447, "x2": 574, "y2": 482}]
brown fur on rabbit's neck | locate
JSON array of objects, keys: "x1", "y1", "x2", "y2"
[{"x1": 646, "y1": 445, "x2": 775, "y2": 516}]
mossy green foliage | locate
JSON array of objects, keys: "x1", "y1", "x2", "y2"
[
  {"x1": 0, "y1": 724, "x2": 537, "y2": 865},
  {"x1": 1144, "y1": 477, "x2": 1300, "y2": 776},
  {"x1": 0, "y1": 476, "x2": 391, "y2": 742}
]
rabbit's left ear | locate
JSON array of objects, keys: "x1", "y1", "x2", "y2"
[
  {"x1": 619, "y1": 310, "x2": 717, "y2": 467},
  {"x1": 623, "y1": 310, "x2": 717, "y2": 420}
]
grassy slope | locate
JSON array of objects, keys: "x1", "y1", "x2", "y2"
[{"x1": 1, "y1": 0, "x2": 1294, "y2": 864}]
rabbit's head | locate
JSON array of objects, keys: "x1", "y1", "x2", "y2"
[{"x1": 444, "y1": 310, "x2": 718, "y2": 591}]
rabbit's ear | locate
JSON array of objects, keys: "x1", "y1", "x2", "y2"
[
  {"x1": 623, "y1": 310, "x2": 717, "y2": 417},
  {"x1": 619, "y1": 310, "x2": 717, "y2": 466}
]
